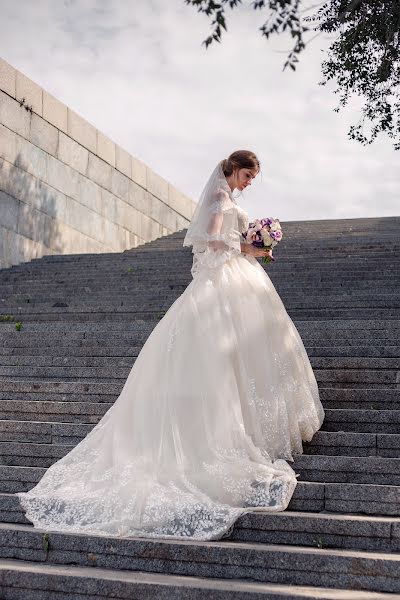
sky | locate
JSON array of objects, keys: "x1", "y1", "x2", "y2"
[{"x1": 0, "y1": 0, "x2": 398, "y2": 222}]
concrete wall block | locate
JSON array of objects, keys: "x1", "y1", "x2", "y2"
[
  {"x1": 0, "y1": 58, "x2": 16, "y2": 97},
  {"x1": 0, "y1": 90, "x2": 31, "y2": 138},
  {"x1": 131, "y1": 156, "x2": 146, "y2": 188},
  {"x1": 79, "y1": 175, "x2": 102, "y2": 214},
  {"x1": 158, "y1": 201, "x2": 178, "y2": 231},
  {"x1": 0, "y1": 123, "x2": 17, "y2": 164},
  {"x1": 111, "y1": 168, "x2": 130, "y2": 203},
  {"x1": 17, "y1": 202, "x2": 47, "y2": 243},
  {"x1": 128, "y1": 182, "x2": 149, "y2": 214},
  {"x1": 115, "y1": 144, "x2": 131, "y2": 178},
  {"x1": 15, "y1": 71, "x2": 43, "y2": 116},
  {"x1": 168, "y1": 184, "x2": 193, "y2": 220},
  {"x1": 122, "y1": 202, "x2": 140, "y2": 234},
  {"x1": 150, "y1": 219, "x2": 162, "y2": 240},
  {"x1": 138, "y1": 213, "x2": 153, "y2": 240},
  {"x1": 100, "y1": 188, "x2": 117, "y2": 223},
  {"x1": 58, "y1": 132, "x2": 88, "y2": 175},
  {"x1": 47, "y1": 155, "x2": 80, "y2": 201},
  {"x1": 175, "y1": 212, "x2": 190, "y2": 231},
  {"x1": 146, "y1": 167, "x2": 168, "y2": 203},
  {"x1": 67, "y1": 108, "x2": 97, "y2": 154},
  {"x1": 0, "y1": 157, "x2": 36, "y2": 207},
  {"x1": 34, "y1": 181, "x2": 66, "y2": 221},
  {"x1": 64, "y1": 196, "x2": 105, "y2": 243},
  {"x1": 149, "y1": 194, "x2": 163, "y2": 224},
  {"x1": 14, "y1": 135, "x2": 47, "y2": 181},
  {"x1": 128, "y1": 231, "x2": 138, "y2": 248},
  {"x1": 0, "y1": 190, "x2": 19, "y2": 232},
  {"x1": 87, "y1": 152, "x2": 112, "y2": 191},
  {"x1": 43, "y1": 91, "x2": 67, "y2": 133},
  {"x1": 29, "y1": 113, "x2": 59, "y2": 156},
  {"x1": 97, "y1": 131, "x2": 115, "y2": 167},
  {"x1": 103, "y1": 218, "x2": 123, "y2": 249}
]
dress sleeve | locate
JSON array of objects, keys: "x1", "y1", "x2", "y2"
[{"x1": 206, "y1": 190, "x2": 234, "y2": 251}]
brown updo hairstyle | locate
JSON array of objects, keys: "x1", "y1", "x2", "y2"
[{"x1": 221, "y1": 150, "x2": 260, "y2": 178}]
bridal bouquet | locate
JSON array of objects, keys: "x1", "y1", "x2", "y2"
[{"x1": 242, "y1": 217, "x2": 283, "y2": 264}]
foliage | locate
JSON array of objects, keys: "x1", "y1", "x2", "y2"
[{"x1": 185, "y1": 0, "x2": 400, "y2": 149}]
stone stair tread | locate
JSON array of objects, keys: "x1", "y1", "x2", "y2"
[
  {"x1": 0, "y1": 558, "x2": 397, "y2": 600},
  {"x1": 1, "y1": 522, "x2": 400, "y2": 594}
]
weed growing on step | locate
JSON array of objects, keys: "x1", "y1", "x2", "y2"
[
  {"x1": 313, "y1": 535, "x2": 324, "y2": 549},
  {"x1": 42, "y1": 533, "x2": 50, "y2": 556},
  {"x1": 127, "y1": 266, "x2": 134, "y2": 273},
  {"x1": 15, "y1": 322, "x2": 22, "y2": 331},
  {"x1": 0, "y1": 315, "x2": 14, "y2": 322}
]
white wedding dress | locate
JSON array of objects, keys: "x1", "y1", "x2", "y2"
[{"x1": 17, "y1": 163, "x2": 325, "y2": 541}]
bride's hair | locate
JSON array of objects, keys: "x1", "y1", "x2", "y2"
[{"x1": 222, "y1": 150, "x2": 260, "y2": 177}]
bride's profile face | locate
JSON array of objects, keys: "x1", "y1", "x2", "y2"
[{"x1": 234, "y1": 167, "x2": 258, "y2": 191}]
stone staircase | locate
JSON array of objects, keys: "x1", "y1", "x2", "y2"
[{"x1": 0, "y1": 215, "x2": 399, "y2": 599}]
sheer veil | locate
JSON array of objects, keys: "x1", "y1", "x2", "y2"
[{"x1": 183, "y1": 159, "x2": 244, "y2": 277}]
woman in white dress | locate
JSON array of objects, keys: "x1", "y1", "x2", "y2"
[{"x1": 16, "y1": 150, "x2": 325, "y2": 541}]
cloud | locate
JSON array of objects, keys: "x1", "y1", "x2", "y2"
[{"x1": 0, "y1": 0, "x2": 398, "y2": 222}]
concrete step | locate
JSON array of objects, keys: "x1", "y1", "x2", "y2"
[
  {"x1": 1, "y1": 452, "x2": 399, "y2": 487},
  {"x1": 294, "y1": 455, "x2": 400, "y2": 485},
  {"x1": 1, "y1": 523, "x2": 400, "y2": 593},
  {"x1": 3, "y1": 472, "x2": 400, "y2": 516},
  {"x1": 1, "y1": 431, "x2": 399, "y2": 467},
  {"x1": 1, "y1": 487, "x2": 400, "y2": 553},
  {"x1": 1, "y1": 558, "x2": 397, "y2": 600}
]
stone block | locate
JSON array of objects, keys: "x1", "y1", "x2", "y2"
[
  {"x1": 78, "y1": 175, "x2": 102, "y2": 214},
  {"x1": 58, "y1": 132, "x2": 88, "y2": 175},
  {"x1": 115, "y1": 144, "x2": 131, "y2": 178},
  {"x1": 17, "y1": 203, "x2": 47, "y2": 243},
  {"x1": 168, "y1": 184, "x2": 192, "y2": 220},
  {"x1": 111, "y1": 169, "x2": 130, "y2": 202},
  {"x1": 128, "y1": 182, "x2": 148, "y2": 214},
  {"x1": 29, "y1": 113, "x2": 59, "y2": 156},
  {"x1": 122, "y1": 203, "x2": 140, "y2": 235},
  {"x1": 14, "y1": 135, "x2": 47, "y2": 181},
  {"x1": 0, "y1": 90, "x2": 30, "y2": 138},
  {"x1": 15, "y1": 71, "x2": 42, "y2": 116},
  {"x1": 176, "y1": 212, "x2": 190, "y2": 231},
  {"x1": 0, "y1": 58, "x2": 16, "y2": 97},
  {"x1": 146, "y1": 167, "x2": 168, "y2": 202},
  {"x1": 100, "y1": 188, "x2": 117, "y2": 223},
  {"x1": 64, "y1": 196, "x2": 105, "y2": 243},
  {"x1": 103, "y1": 218, "x2": 122, "y2": 249},
  {"x1": 67, "y1": 108, "x2": 97, "y2": 153},
  {"x1": 0, "y1": 190, "x2": 19, "y2": 232},
  {"x1": 0, "y1": 123, "x2": 17, "y2": 163},
  {"x1": 131, "y1": 156, "x2": 146, "y2": 188},
  {"x1": 43, "y1": 91, "x2": 67, "y2": 132},
  {"x1": 0, "y1": 156, "x2": 29, "y2": 204},
  {"x1": 33, "y1": 181, "x2": 66, "y2": 221},
  {"x1": 158, "y1": 200, "x2": 178, "y2": 231},
  {"x1": 46, "y1": 155, "x2": 80, "y2": 201},
  {"x1": 87, "y1": 152, "x2": 112, "y2": 190},
  {"x1": 97, "y1": 131, "x2": 115, "y2": 167},
  {"x1": 137, "y1": 213, "x2": 153, "y2": 240},
  {"x1": 128, "y1": 231, "x2": 138, "y2": 248}
]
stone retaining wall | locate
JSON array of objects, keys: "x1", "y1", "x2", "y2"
[{"x1": 0, "y1": 57, "x2": 195, "y2": 268}]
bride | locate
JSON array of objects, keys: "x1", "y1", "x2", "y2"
[{"x1": 16, "y1": 150, "x2": 325, "y2": 541}]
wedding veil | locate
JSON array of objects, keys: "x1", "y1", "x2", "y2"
[{"x1": 182, "y1": 160, "x2": 242, "y2": 257}]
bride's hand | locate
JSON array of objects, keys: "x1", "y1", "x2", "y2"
[{"x1": 242, "y1": 243, "x2": 271, "y2": 258}]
